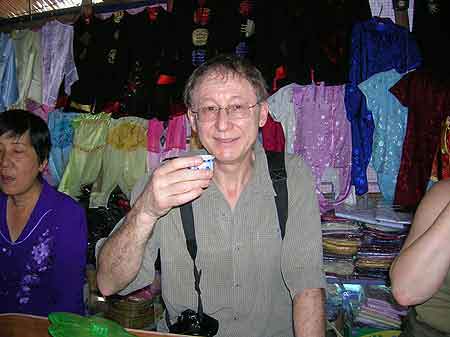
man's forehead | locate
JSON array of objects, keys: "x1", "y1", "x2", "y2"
[
  {"x1": 198, "y1": 71, "x2": 235, "y2": 84},
  {"x1": 194, "y1": 72, "x2": 253, "y2": 94}
]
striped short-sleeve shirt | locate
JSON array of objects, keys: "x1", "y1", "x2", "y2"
[{"x1": 114, "y1": 142, "x2": 326, "y2": 337}]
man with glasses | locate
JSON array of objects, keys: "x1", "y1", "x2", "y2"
[{"x1": 96, "y1": 54, "x2": 326, "y2": 337}]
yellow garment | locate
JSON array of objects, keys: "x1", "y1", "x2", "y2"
[
  {"x1": 58, "y1": 113, "x2": 111, "y2": 199},
  {"x1": 89, "y1": 117, "x2": 147, "y2": 208},
  {"x1": 415, "y1": 271, "x2": 450, "y2": 333},
  {"x1": 322, "y1": 241, "x2": 358, "y2": 256},
  {"x1": 323, "y1": 238, "x2": 361, "y2": 247},
  {"x1": 11, "y1": 29, "x2": 41, "y2": 108}
]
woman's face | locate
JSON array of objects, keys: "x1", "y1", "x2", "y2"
[{"x1": 0, "y1": 131, "x2": 46, "y2": 197}]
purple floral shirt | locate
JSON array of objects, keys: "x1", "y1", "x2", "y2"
[{"x1": 0, "y1": 180, "x2": 87, "y2": 316}]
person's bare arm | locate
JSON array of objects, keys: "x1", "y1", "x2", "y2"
[
  {"x1": 390, "y1": 179, "x2": 450, "y2": 306},
  {"x1": 96, "y1": 156, "x2": 213, "y2": 296},
  {"x1": 293, "y1": 288, "x2": 325, "y2": 337}
]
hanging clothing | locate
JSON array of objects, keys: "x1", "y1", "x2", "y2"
[
  {"x1": 147, "y1": 114, "x2": 188, "y2": 169},
  {"x1": 368, "y1": 0, "x2": 415, "y2": 31},
  {"x1": 345, "y1": 17, "x2": 421, "y2": 195},
  {"x1": 58, "y1": 113, "x2": 111, "y2": 199},
  {"x1": 0, "y1": 179, "x2": 87, "y2": 316},
  {"x1": 125, "y1": 7, "x2": 179, "y2": 120},
  {"x1": 261, "y1": 114, "x2": 285, "y2": 153},
  {"x1": 47, "y1": 110, "x2": 79, "y2": 187},
  {"x1": 214, "y1": 0, "x2": 257, "y2": 61},
  {"x1": 90, "y1": 117, "x2": 148, "y2": 208},
  {"x1": 390, "y1": 69, "x2": 450, "y2": 209},
  {"x1": 268, "y1": 83, "x2": 299, "y2": 154},
  {"x1": 0, "y1": 32, "x2": 18, "y2": 112},
  {"x1": 430, "y1": 116, "x2": 450, "y2": 182},
  {"x1": 41, "y1": 20, "x2": 78, "y2": 109},
  {"x1": 69, "y1": 14, "x2": 102, "y2": 106},
  {"x1": 413, "y1": 0, "x2": 450, "y2": 79},
  {"x1": 11, "y1": 29, "x2": 41, "y2": 109},
  {"x1": 253, "y1": 1, "x2": 286, "y2": 85},
  {"x1": 172, "y1": 0, "x2": 216, "y2": 87},
  {"x1": 90, "y1": 11, "x2": 132, "y2": 113},
  {"x1": 292, "y1": 83, "x2": 352, "y2": 213},
  {"x1": 358, "y1": 69, "x2": 408, "y2": 202},
  {"x1": 275, "y1": 0, "x2": 371, "y2": 86},
  {"x1": 25, "y1": 98, "x2": 52, "y2": 122}
]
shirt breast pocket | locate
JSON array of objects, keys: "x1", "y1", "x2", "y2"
[
  {"x1": 254, "y1": 224, "x2": 282, "y2": 255},
  {"x1": 256, "y1": 226, "x2": 281, "y2": 241},
  {"x1": 252, "y1": 224, "x2": 283, "y2": 275}
]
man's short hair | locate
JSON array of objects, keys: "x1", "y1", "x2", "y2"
[
  {"x1": 183, "y1": 54, "x2": 269, "y2": 108},
  {"x1": 0, "y1": 109, "x2": 52, "y2": 164}
]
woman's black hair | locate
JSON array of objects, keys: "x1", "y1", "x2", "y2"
[{"x1": 0, "y1": 109, "x2": 52, "y2": 164}]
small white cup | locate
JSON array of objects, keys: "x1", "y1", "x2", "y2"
[{"x1": 190, "y1": 154, "x2": 215, "y2": 170}]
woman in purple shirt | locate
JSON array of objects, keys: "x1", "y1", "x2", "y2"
[{"x1": 0, "y1": 109, "x2": 87, "y2": 317}]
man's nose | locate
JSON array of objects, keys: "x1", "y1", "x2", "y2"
[{"x1": 215, "y1": 107, "x2": 231, "y2": 130}]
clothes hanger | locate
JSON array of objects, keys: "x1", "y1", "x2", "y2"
[
  {"x1": 112, "y1": 10, "x2": 125, "y2": 23},
  {"x1": 80, "y1": 0, "x2": 93, "y2": 24},
  {"x1": 372, "y1": 3, "x2": 390, "y2": 27},
  {"x1": 147, "y1": 6, "x2": 163, "y2": 22}
]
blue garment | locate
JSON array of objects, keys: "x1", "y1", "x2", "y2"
[
  {"x1": 345, "y1": 17, "x2": 421, "y2": 195},
  {"x1": 358, "y1": 70, "x2": 407, "y2": 202},
  {"x1": 0, "y1": 32, "x2": 18, "y2": 112},
  {"x1": 48, "y1": 110, "x2": 78, "y2": 186}
]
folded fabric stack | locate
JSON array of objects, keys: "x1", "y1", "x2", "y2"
[
  {"x1": 352, "y1": 286, "x2": 408, "y2": 330},
  {"x1": 354, "y1": 224, "x2": 407, "y2": 282},
  {"x1": 322, "y1": 216, "x2": 362, "y2": 278}
]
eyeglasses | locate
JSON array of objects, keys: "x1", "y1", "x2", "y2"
[{"x1": 191, "y1": 102, "x2": 260, "y2": 122}]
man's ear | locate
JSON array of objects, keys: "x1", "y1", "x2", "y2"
[
  {"x1": 187, "y1": 109, "x2": 198, "y2": 133},
  {"x1": 258, "y1": 101, "x2": 269, "y2": 128}
]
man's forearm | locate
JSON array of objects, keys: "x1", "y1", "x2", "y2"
[
  {"x1": 390, "y1": 198, "x2": 450, "y2": 305},
  {"x1": 96, "y1": 207, "x2": 157, "y2": 296},
  {"x1": 293, "y1": 288, "x2": 325, "y2": 337},
  {"x1": 389, "y1": 220, "x2": 450, "y2": 305}
]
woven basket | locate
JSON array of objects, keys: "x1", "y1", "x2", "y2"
[{"x1": 105, "y1": 296, "x2": 154, "y2": 329}]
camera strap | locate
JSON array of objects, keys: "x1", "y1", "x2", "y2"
[
  {"x1": 265, "y1": 150, "x2": 288, "y2": 240},
  {"x1": 180, "y1": 202, "x2": 204, "y2": 316}
]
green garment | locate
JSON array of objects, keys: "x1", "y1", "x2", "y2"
[{"x1": 415, "y1": 271, "x2": 450, "y2": 334}]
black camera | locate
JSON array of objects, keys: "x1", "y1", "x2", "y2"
[{"x1": 169, "y1": 309, "x2": 219, "y2": 337}]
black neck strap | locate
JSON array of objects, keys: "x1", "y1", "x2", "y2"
[{"x1": 180, "y1": 202, "x2": 204, "y2": 315}]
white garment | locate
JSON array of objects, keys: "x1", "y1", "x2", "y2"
[
  {"x1": 11, "y1": 29, "x2": 42, "y2": 108},
  {"x1": 268, "y1": 83, "x2": 301, "y2": 154},
  {"x1": 369, "y1": 0, "x2": 415, "y2": 31}
]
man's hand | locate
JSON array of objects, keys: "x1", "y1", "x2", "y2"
[
  {"x1": 96, "y1": 155, "x2": 213, "y2": 296},
  {"x1": 134, "y1": 155, "x2": 214, "y2": 224}
]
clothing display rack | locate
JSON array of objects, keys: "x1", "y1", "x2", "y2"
[{"x1": 0, "y1": 0, "x2": 167, "y2": 31}]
